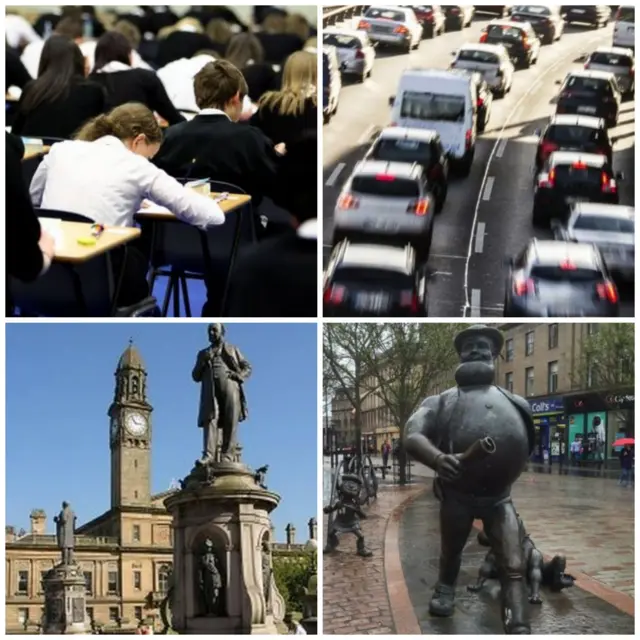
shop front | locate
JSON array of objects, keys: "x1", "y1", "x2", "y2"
[
  {"x1": 563, "y1": 388, "x2": 634, "y2": 466},
  {"x1": 528, "y1": 396, "x2": 567, "y2": 463}
]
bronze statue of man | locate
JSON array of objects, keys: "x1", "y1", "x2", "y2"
[
  {"x1": 405, "y1": 324, "x2": 534, "y2": 634},
  {"x1": 54, "y1": 501, "x2": 76, "y2": 565},
  {"x1": 199, "y1": 539, "x2": 223, "y2": 615},
  {"x1": 192, "y1": 323, "x2": 252, "y2": 463}
]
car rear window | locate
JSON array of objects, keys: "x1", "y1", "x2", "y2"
[
  {"x1": 400, "y1": 91, "x2": 466, "y2": 122},
  {"x1": 589, "y1": 52, "x2": 633, "y2": 67},
  {"x1": 565, "y1": 76, "x2": 611, "y2": 93},
  {"x1": 530, "y1": 265, "x2": 600, "y2": 282},
  {"x1": 458, "y1": 49, "x2": 500, "y2": 64},
  {"x1": 372, "y1": 139, "x2": 433, "y2": 164},
  {"x1": 351, "y1": 175, "x2": 420, "y2": 197},
  {"x1": 487, "y1": 24, "x2": 524, "y2": 40},
  {"x1": 324, "y1": 33, "x2": 361, "y2": 49},
  {"x1": 554, "y1": 164, "x2": 603, "y2": 187},
  {"x1": 616, "y1": 6, "x2": 635, "y2": 23},
  {"x1": 364, "y1": 8, "x2": 406, "y2": 21},
  {"x1": 546, "y1": 125, "x2": 605, "y2": 145},
  {"x1": 573, "y1": 215, "x2": 634, "y2": 233},
  {"x1": 512, "y1": 5, "x2": 551, "y2": 15},
  {"x1": 334, "y1": 267, "x2": 412, "y2": 287}
]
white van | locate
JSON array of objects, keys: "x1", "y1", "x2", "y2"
[
  {"x1": 613, "y1": 6, "x2": 635, "y2": 49},
  {"x1": 388, "y1": 68, "x2": 477, "y2": 175}
]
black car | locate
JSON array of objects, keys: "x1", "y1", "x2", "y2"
[
  {"x1": 555, "y1": 70, "x2": 621, "y2": 127},
  {"x1": 365, "y1": 127, "x2": 449, "y2": 211},
  {"x1": 504, "y1": 239, "x2": 620, "y2": 317},
  {"x1": 532, "y1": 151, "x2": 623, "y2": 226},
  {"x1": 323, "y1": 241, "x2": 428, "y2": 317},
  {"x1": 510, "y1": 5, "x2": 564, "y2": 44},
  {"x1": 480, "y1": 20, "x2": 541, "y2": 68},
  {"x1": 534, "y1": 114, "x2": 615, "y2": 171},
  {"x1": 563, "y1": 5, "x2": 611, "y2": 27},
  {"x1": 443, "y1": 5, "x2": 474, "y2": 30}
]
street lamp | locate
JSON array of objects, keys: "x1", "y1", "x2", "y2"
[{"x1": 299, "y1": 539, "x2": 317, "y2": 634}]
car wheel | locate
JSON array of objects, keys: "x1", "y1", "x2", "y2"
[
  {"x1": 457, "y1": 150, "x2": 474, "y2": 177},
  {"x1": 478, "y1": 112, "x2": 487, "y2": 133},
  {"x1": 434, "y1": 182, "x2": 447, "y2": 213},
  {"x1": 519, "y1": 57, "x2": 531, "y2": 70}
]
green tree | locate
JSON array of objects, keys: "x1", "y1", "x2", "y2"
[{"x1": 273, "y1": 555, "x2": 312, "y2": 614}]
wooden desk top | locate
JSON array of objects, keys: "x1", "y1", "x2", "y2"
[
  {"x1": 135, "y1": 192, "x2": 251, "y2": 221},
  {"x1": 44, "y1": 220, "x2": 141, "y2": 264},
  {"x1": 23, "y1": 145, "x2": 51, "y2": 161},
  {"x1": 6, "y1": 93, "x2": 18, "y2": 102}
]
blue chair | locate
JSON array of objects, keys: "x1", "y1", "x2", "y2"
[{"x1": 11, "y1": 209, "x2": 158, "y2": 317}]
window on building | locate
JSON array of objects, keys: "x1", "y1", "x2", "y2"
[
  {"x1": 17, "y1": 570, "x2": 29, "y2": 594},
  {"x1": 158, "y1": 564, "x2": 172, "y2": 592},
  {"x1": 505, "y1": 339, "x2": 514, "y2": 362},
  {"x1": 133, "y1": 525, "x2": 141, "y2": 542},
  {"x1": 548, "y1": 361, "x2": 558, "y2": 393},
  {"x1": 18, "y1": 608, "x2": 29, "y2": 625},
  {"x1": 525, "y1": 331, "x2": 534, "y2": 356},
  {"x1": 84, "y1": 571, "x2": 93, "y2": 595},
  {"x1": 107, "y1": 570, "x2": 118, "y2": 595},
  {"x1": 134, "y1": 459, "x2": 138, "y2": 469},
  {"x1": 134, "y1": 607, "x2": 143, "y2": 621},
  {"x1": 548, "y1": 324, "x2": 558, "y2": 349},
  {"x1": 134, "y1": 490, "x2": 139, "y2": 499},
  {"x1": 134, "y1": 571, "x2": 142, "y2": 591},
  {"x1": 109, "y1": 607, "x2": 119, "y2": 623},
  {"x1": 525, "y1": 367, "x2": 535, "y2": 397},
  {"x1": 505, "y1": 372, "x2": 514, "y2": 393},
  {"x1": 86, "y1": 607, "x2": 94, "y2": 622}
]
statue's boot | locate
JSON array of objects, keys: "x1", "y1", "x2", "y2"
[
  {"x1": 323, "y1": 531, "x2": 339, "y2": 554},
  {"x1": 502, "y1": 578, "x2": 530, "y2": 634},
  {"x1": 429, "y1": 583, "x2": 456, "y2": 617},
  {"x1": 356, "y1": 537, "x2": 373, "y2": 557}
]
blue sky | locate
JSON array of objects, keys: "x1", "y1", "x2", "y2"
[{"x1": 6, "y1": 323, "x2": 318, "y2": 544}]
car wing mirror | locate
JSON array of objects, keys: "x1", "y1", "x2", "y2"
[
  {"x1": 554, "y1": 79, "x2": 562, "y2": 85},
  {"x1": 616, "y1": 171, "x2": 624, "y2": 181},
  {"x1": 388, "y1": 95, "x2": 395, "y2": 107},
  {"x1": 533, "y1": 128, "x2": 541, "y2": 137}
]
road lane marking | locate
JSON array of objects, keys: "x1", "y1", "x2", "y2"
[
  {"x1": 495, "y1": 139, "x2": 507, "y2": 158},
  {"x1": 430, "y1": 254, "x2": 467, "y2": 260},
  {"x1": 325, "y1": 162, "x2": 346, "y2": 187},
  {"x1": 430, "y1": 271, "x2": 453, "y2": 277},
  {"x1": 357, "y1": 124, "x2": 376, "y2": 145},
  {"x1": 474, "y1": 222, "x2": 486, "y2": 254},
  {"x1": 482, "y1": 177, "x2": 495, "y2": 201},
  {"x1": 470, "y1": 289, "x2": 481, "y2": 316}
]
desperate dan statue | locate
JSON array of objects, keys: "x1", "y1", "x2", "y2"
[
  {"x1": 193, "y1": 323, "x2": 252, "y2": 463},
  {"x1": 405, "y1": 324, "x2": 535, "y2": 634}
]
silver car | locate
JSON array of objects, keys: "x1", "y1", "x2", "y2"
[
  {"x1": 357, "y1": 6, "x2": 423, "y2": 52},
  {"x1": 323, "y1": 28, "x2": 375, "y2": 82},
  {"x1": 333, "y1": 160, "x2": 436, "y2": 259},
  {"x1": 584, "y1": 46, "x2": 635, "y2": 96},
  {"x1": 553, "y1": 202, "x2": 634, "y2": 281},
  {"x1": 450, "y1": 42, "x2": 514, "y2": 96}
]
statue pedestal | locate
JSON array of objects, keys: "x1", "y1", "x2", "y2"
[
  {"x1": 42, "y1": 562, "x2": 88, "y2": 634},
  {"x1": 165, "y1": 462, "x2": 285, "y2": 635}
]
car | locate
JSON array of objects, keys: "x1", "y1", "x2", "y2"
[
  {"x1": 479, "y1": 20, "x2": 541, "y2": 68},
  {"x1": 443, "y1": 5, "x2": 475, "y2": 30},
  {"x1": 552, "y1": 203, "x2": 634, "y2": 283},
  {"x1": 563, "y1": 5, "x2": 611, "y2": 28},
  {"x1": 612, "y1": 6, "x2": 634, "y2": 49},
  {"x1": 533, "y1": 114, "x2": 616, "y2": 172},
  {"x1": 475, "y1": 6, "x2": 512, "y2": 18},
  {"x1": 323, "y1": 241, "x2": 428, "y2": 317},
  {"x1": 466, "y1": 71, "x2": 493, "y2": 132},
  {"x1": 554, "y1": 70, "x2": 621, "y2": 127},
  {"x1": 400, "y1": 5, "x2": 445, "y2": 37},
  {"x1": 584, "y1": 46, "x2": 635, "y2": 97},
  {"x1": 323, "y1": 45, "x2": 342, "y2": 124},
  {"x1": 532, "y1": 151, "x2": 623, "y2": 226},
  {"x1": 332, "y1": 160, "x2": 436, "y2": 261},
  {"x1": 504, "y1": 239, "x2": 620, "y2": 317},
  {"x1": 365, "y1": 126, "x2": 449, "y2": 211},
  {"x1": 322, "y1": 28, "x2": 376, "y2": 83},
  {"x1": 450, "y1": 42, "x2": 514, "y2": 96},
  {"x1": 357, "y1": 6, "x2": 423, "y2": 52},
  {"x1": 509, "y1": 5, "x2": 564, "y2": 44}
]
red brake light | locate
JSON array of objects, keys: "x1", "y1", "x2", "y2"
[
  {"x1": 513, "y1": 278, "x2": 535, "y2": 296},
  {"x1": 375, "y1": 174, "x2": 396, "y2": 182},
  {"x1": 559, "y1": 259, "x2": 577, "y2": 271},
  {"x1": 337, "y1": 193, "x2": 359, "y2": 209},
  {"x1": 355, "y1": 49, "x2": 365, "y2": 59},
  {"x1": 602, "y1": 171, "x2": 617, "y2": 194},
  {"x1": 357, "y1": 20, "x2": 371, "y2": 30},
  {"x1": 541, "y1": 141, "x2": 558, "y2": 158},
  {"x1": 538, "y1": 168, "x2": 555, "y2": 189},
  {"x1": 596, "y1": 280, "x2": 619, "y2": 304},
  {"x1": 400, "y1": 290, "x2": 419, "y2": 313},
  {"x1": 323, "y1": 284, "x2": 346, "y2": 305},
  {"x1": 477, "y1": 96, "x2": 484, "y2": 108},
  {"x1": 479, "y1": 33, "x2": 488, "y2": 43},
  {"x1": 465, "y1": 129, "x2": 473, "y2": 149},
  {"x1": 408, "y1": 199, "x2": 430, "y2": 216},
  {"x1": 571, "y1": 161, "x2": 587, "y2": 170},
  {"x1": 450, "y1": 8, "x2": 459, "y2": 14},
  {"x1": 394, "y1": 25, "x2": 409, "y2": 34}
]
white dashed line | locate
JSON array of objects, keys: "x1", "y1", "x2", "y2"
[
  {"x1": 495, "y1": 139, "x2": 507, "y2": 158},
  {"x1": 470, "y1": 289, "x2": 482, "y2": 316},
  {"x1": 474, "y1": 222, "x2": 486, "y2": 254},
  {"x1": 430, "y1": 254, "x2": 467, "y2": 260},
  {"x1": 482, "y1": 177, "x2": 495, "y2": 201},
  {"x1": 357, "y1": 124, "x2": 376, "y2": 145},
  {"x1": 325, "y1": 162, "x2": 346, "y2": 187}
]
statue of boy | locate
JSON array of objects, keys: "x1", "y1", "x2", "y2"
[{"x1": 405, "y1": 324, "x2": 535, "y2": 634}]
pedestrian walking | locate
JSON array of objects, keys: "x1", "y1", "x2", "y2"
[
  {"x1": 619, "y1": 445, "x2": 633, "y2": 488},
  {"x1": 381, "y1": 439, "x2": 390, "y2": 469}
]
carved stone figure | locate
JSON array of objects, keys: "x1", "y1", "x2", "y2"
[
  {"x1": 323, "y1": 473, "x2": 372, "y2": 557},
  {"x1": 54, "y1": 501, "x2": 77, "y2": 565},
  {"x1": 405, "y1": 324, "x2": 535, "y2": 634},
  {"x1": 198, "y1": 539, "x2": 223, "y2": 616},
  {"x1": 468, "y1": 516, "x2": 575, "y2": 604},
  {"x1": 255, "y1": 465, "x2": 269, "y2": 489},
  {"x1": 192, "y1": 324, "x2": 252, "y2": 464},
  {"x1": 262, "y1": 539, "x2": 273, "y2": 612}
]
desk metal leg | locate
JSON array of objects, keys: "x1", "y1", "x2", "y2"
[
  {"x1": 180, "y1": 275, "x2": 192, "y2": 317},
  {"x1": 66, "y1": 265, "x2": 89, "y2": 316},
  {"x1": 162, "y1": 274, "x2": 175, "y2": 317},
  {"x1": 219, "y1": 205, "x2": 244, "y2": 315}
]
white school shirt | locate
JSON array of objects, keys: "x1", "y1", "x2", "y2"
[
  {"x1": 5, "y1": 14, "x2": 42, "y2": 49},
  {"x1": 29, "y1": 136, "x2": 225, "y2": 229}
]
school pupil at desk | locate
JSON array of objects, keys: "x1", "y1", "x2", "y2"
[
  {"x1": 152, "y1": 59, "x2": 282, "y2": 206},
  {"x1": 28, "y1": 102, "x2": 225, "y2": 306},
  {"x1": 249, "y1": 50, "x2": 317, "y2": 149},
  {"x1": 12, "y1": 35, "x2": 106, "y2": 140},
  {"x1": 89, "y1": 31, "x2": 184, "y2": 126},
  {"x1": 6, "y1": 133, "x2": 55, "y2": 316}
]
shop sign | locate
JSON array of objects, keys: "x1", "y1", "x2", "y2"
[
  {"x1": 529, "y1": 397, "x2": 565, "y2": 414},
  {"x1": 565, "y1": 389, "x2": 634, "y2": 412}
]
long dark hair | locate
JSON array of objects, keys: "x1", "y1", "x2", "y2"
[
  {"x1": 93, "y1": 31, "x2": 132, "y2": 71},
  {"x1": 20, "y1": 35, "x2": 85, "y2": 114}
]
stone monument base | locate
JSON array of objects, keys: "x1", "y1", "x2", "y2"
[{"x1": 43, "y1": 562, "x2": 88, "y2": 634}]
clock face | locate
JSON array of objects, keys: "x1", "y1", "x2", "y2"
[{"x1": 126, "y1": 413, "x2": 147, "y2": 436}]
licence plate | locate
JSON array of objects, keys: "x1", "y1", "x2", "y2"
[
  {"x1": 572, "y1": 9, "x2": 585, "y2": 14},
  {"x1": 577, "y1": 105, "x2": 597, "y2": 114},
  {"x1": 565, "y1": 197, "x2": 587, "y2": 205},
  {"x1": 355, "y1": 292, "x2": 390, "y2": 313},
  {"x1": 364, "y1": 219, "x2": 400, "y2": 233}
]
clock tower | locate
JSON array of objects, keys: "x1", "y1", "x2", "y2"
[{"x1": 109, "y1": 341, "x2": 153, "y2": 509}]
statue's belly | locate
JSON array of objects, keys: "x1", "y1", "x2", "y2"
[{"x1": 444, "y1": 387, "x2": 529, "y2": 496}]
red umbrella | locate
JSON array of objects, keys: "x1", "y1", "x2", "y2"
[{"x1": 612, "y1": 437, "x2": 635, "y2": 447}]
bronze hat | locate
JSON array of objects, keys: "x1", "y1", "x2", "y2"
[{"x1": 454, "y1": 324, "x2": 504, "y2": 358}]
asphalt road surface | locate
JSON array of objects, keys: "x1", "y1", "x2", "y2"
[{"x1": 323, "y1": 16, "x2": 635, "y2": 317}]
